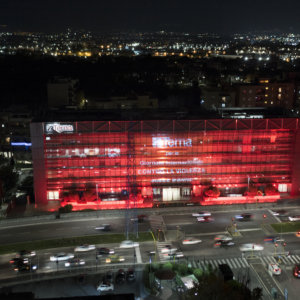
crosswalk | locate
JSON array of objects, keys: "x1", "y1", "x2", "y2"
[
  {"x1": 190, "y1": 254, "x2": 300, "y2": 270},
  {"x1": 155, "y1": 241, "x2": 300, "y2": 269}
]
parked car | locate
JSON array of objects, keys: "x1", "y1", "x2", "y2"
[
  {"x1": 182, "y1": 237, "x2": 202, "y2": 245},
  {"x1": 126, "y1": 269, "x2": 136, "y2": 282},
  {"x1": 97, "y1": 248, "x2": 115, "y2": 256},
  {"x1": 293, "y1": 264, "x2": 300, "y2": 278},
  {"x1": 235, "y1": 213, "x2": 253, "y2": 221},
  {"x1": 288, "y1": 215, "x2": 300, "y2": 222},
  {"x1": 115, "y1": 269, "x2": 126, "y2": 284},
  {"x1": 97, "y1": 282, "x2": 114, "y2": 292},
  {"x1": 64, "y1": 258, "x2": 85, "y2": 267},
  {"x1": 50, "y1": 253, "x2": 74, "y2": 262},
  {"x1": 239, "y1": 243, "x2": 264, "y2": 252},
  {"x1": 95, "y1": 224, "x2": 111, "y2": 231},
  {"x1": 218, "y1": 264, "x2": 234, "y2": 281},
  {"x1": 214, "y1": 234, "x2": 233, "y2": 241},
  {"x1": 105, "y1": 254, "x2": 125, "y2": 264},
  {"x1": 214, "y1": 240, "x2": 235, "y2": 248},
  {"x1": 119, "y1": 240, "x2": 139, "y2": 248},
  {"x1": 268, "y1": 263, "x2": 281, "y2": 275},
  {"x1": 192, "y1": 211, "x2": 211, "y2": 217},
  {"x1": 74, "y1": 244, "x2": 96, "y2": 252}
]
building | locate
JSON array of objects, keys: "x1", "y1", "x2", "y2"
[
  {"x1": 30, "y1": 118, "x2": 300, "y2": 210},
  {"x1": 237, "y1": 81, "x2": 295, "y2": 109}
]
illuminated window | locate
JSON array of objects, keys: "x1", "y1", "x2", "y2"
[
  {"x1": 278, "y1": 94, "x2": 282, "y2": 100},
  {"x1": 47, "y1": 191, "x2": 59, "y2": 200},
  {"x1": 278, "y1": 87, "x2": 282, "y2": 93}
]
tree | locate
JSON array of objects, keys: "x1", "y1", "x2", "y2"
[{"x1": 0, "y1": 165, "x2": 19, "y2": 197}]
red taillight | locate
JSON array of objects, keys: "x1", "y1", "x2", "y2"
[{"x1": 9, "y1": 260, "x2": 14, "y2": 264}]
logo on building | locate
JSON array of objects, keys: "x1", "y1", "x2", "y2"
[
  {"x1": 45, "y1": 123, "x2": 74, "y2": 134},
  {"x1": 152, "y1": 137, "x2": 192, "y2": 148}
]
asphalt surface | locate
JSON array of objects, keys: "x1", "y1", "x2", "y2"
[{"x1": 1, "y1": 204, "x2": 300, "y2": 299}]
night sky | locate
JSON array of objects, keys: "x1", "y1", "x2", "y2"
[{"x1": 0, "y1": 0, "x2": 299, "y2": 34}]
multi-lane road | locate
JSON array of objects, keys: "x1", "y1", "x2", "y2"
[{"x1": 1, "y1": 206, "x2": 300, "y2": 299}]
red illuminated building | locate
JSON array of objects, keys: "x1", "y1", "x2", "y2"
[{"x1": 30, "y1": 118, "x2": 300, "y2": 210}]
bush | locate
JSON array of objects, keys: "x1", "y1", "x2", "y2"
[
  {"x1": 58, "y1": 204, "x2": 73, "y2": 213},
  {"x1": 177, "y1": 263, "x2": 189, "y2": 276},
  {"x1": 193, "y1": 268, "x2": 203, "y2": 278},
  {"x1": 162, "y1": 262, "x2": 173, "y2": 271}
]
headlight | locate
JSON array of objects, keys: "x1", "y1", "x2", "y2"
[{"x1": 65, "y1": 262, "x2": 70, "y2": 267}]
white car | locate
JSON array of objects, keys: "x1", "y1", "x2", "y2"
[
  {"x1": 166, "y1": 251, "x2": 184, "y2": 259},
  {"x1": 182, "y1": 237, "x2": 202, "y2": 245},
  {"x1": 288, "y1": 215, "x2": 300, "y2": 222},
  {"x1": 268, "y1": 263, "x2": 281, "y2": 275},
  {"x1": 50, "y1": 252, "x2": 74, "y2": 262},
  {"x1": 97, "y1": 282, "x2": 114, "y2": 292},
  {"x1": 74, "y1": 244, "x2": 96, "y2": 252},
  {"x1": 214, "y1": 234, "x2": 233, "y2": 241},
  {"x1": 161, "y1": 245, "x2": 177, "y2": 254},
  {"x1": 119, "y1": 240, "x2": 139, "y2": 248},
  {"x1": 192, "y1": 211, "x2": 211, "y2": 217},
  {"x1": 239, "y1": 243, "x2": 264, "y2": 252}
]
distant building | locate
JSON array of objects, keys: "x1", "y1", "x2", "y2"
[
  {"x1": 237, "y1": 80, "x2": 294, "y2": 109},
  {"x1": 47, "y1": 78, "x2": 80, "y2": 108},
  {"x1": 201, "y1": 87, "x2": 236, "y2": 110}
]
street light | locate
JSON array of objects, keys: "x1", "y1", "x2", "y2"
[
  {"x1": 148, "y1": 229, "x2": 157, "y2": 262},
  {"x1": 96, "y1": 184, "x2": 99, "y2": 218}
]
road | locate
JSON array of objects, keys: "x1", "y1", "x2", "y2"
[{"x1": 1, "y1": 206, "x2": 300, "y2": 299}]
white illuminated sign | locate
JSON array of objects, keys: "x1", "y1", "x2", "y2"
[
  {"x1": 152, "y1": 137, "x2": 192, "y2": 148},
  {"x1": 45, "y1": 123, "x2": 74, "y2": 134}
]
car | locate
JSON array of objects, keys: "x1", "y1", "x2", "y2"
[
  {"x1": 147, "y1": 250, "x2": 156, "y2": 256},
  {"x1": 97, "y1": 248, "x2": 115, "y2": 256},
  {"x1": 10, "y1": 257, "x2": 29, "y2": 266},
  {"x1": 214, "y1": 234, "x2": 233, "y2": 241},
  {"x1": 288, "y1": 215, "x2": 300, "y2": 222},
  {"x1": 105, "y1": 254, "x2": 125, "y2": 264},
  {"x1": 235, "y1": 213, "x2": 253, "y2": 221},
  {"x1": 166, "y1": 251, "x2": 184, "y2": 259},
  {"x1": 192, "y1": 211, "x2": 211, "y2": 217},
  {"x1": 115, "y1": 269, "x2": 126, "y2": 284},
  {"x1": 161, "y1": 245, "x2": 178, "y2": 254},
  {"x1": 218, "y1": 264, "x2": 234, "y2": 281},
  {"x1": 270, "y1": 209, "x2": 287, "y2": 217},
  {"x1": 74, "y1": 244, "x2": 96, "y2": 252},
  {"x1": 64, "y1": 258, "x2": 85, "y2": 267},
  {"x1": 17, "y1": 250, "x2": 36, "y2": 258},
  {"x1": 264, "y1": 236, "x2": 285, "y2": 243},
  {"x1": 119, "y1": 240, "x2": 139, "y2": 248},
  {"x1": 296, "y1": 231, "x2": 300, "y2": 237},
  {"x1": 13, "y1": 261, "x2": 37, "y2": 272},
  {"x1": 182, "y1": 237, "x2": 202, "y2": 245},
  {"x1": 97, "y1": 282, "x2": 114, "y2": 292},
  {"x1": 268, "y1": 263, "x2": 281, "y2": 275},
  {"x1": 95, "y1": 224, "x2": 111, "y2": 231},
  {"x1": 214, "y1": 240, "x2": 235, "y2": 248},
  {"x1": 239, "y1": 243, "x2": 264, "y2": 252},
  {"x1": 126, "y1": 269, "x2": 136, "y2": 282},
  {"x1": 50, "y1": 253, "x2": 74, "y2": 262},
  {"x1": 103, "y1": 271, "x2": 113, "y2": 284},
  {"x1": 197, "y1": 216, "x2": 213, "y2": 222},
  {"x1": 293, "y1": 264, "x2": 300, "y2": 278}
]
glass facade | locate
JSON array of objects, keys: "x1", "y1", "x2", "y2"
[{"x1": 31, "y1": 119, "x2": 300, "y2": 209}]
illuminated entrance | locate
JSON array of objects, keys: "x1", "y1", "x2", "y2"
[{"x1": 163, "y1": 187, "x2": 181, "y2": 201}]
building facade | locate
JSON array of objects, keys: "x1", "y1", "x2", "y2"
[{"x1": 30, "y1": 118, "x2": 300, "y2": 210}]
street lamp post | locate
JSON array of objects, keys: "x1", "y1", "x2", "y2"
[
  {"x1": 96, "y1": 184, "x2": 99, "y2": 218},
  {"x1": 149, "y1": 229, "x2": 157, "y2": 262}
]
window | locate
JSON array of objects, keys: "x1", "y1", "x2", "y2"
[{"x1": 47, "y1": 191, "x2": 59, "y2": 200}]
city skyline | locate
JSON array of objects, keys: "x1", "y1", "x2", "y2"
[{"x1": 0, "y1": 0, "x2": 299, "y2": 34}]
